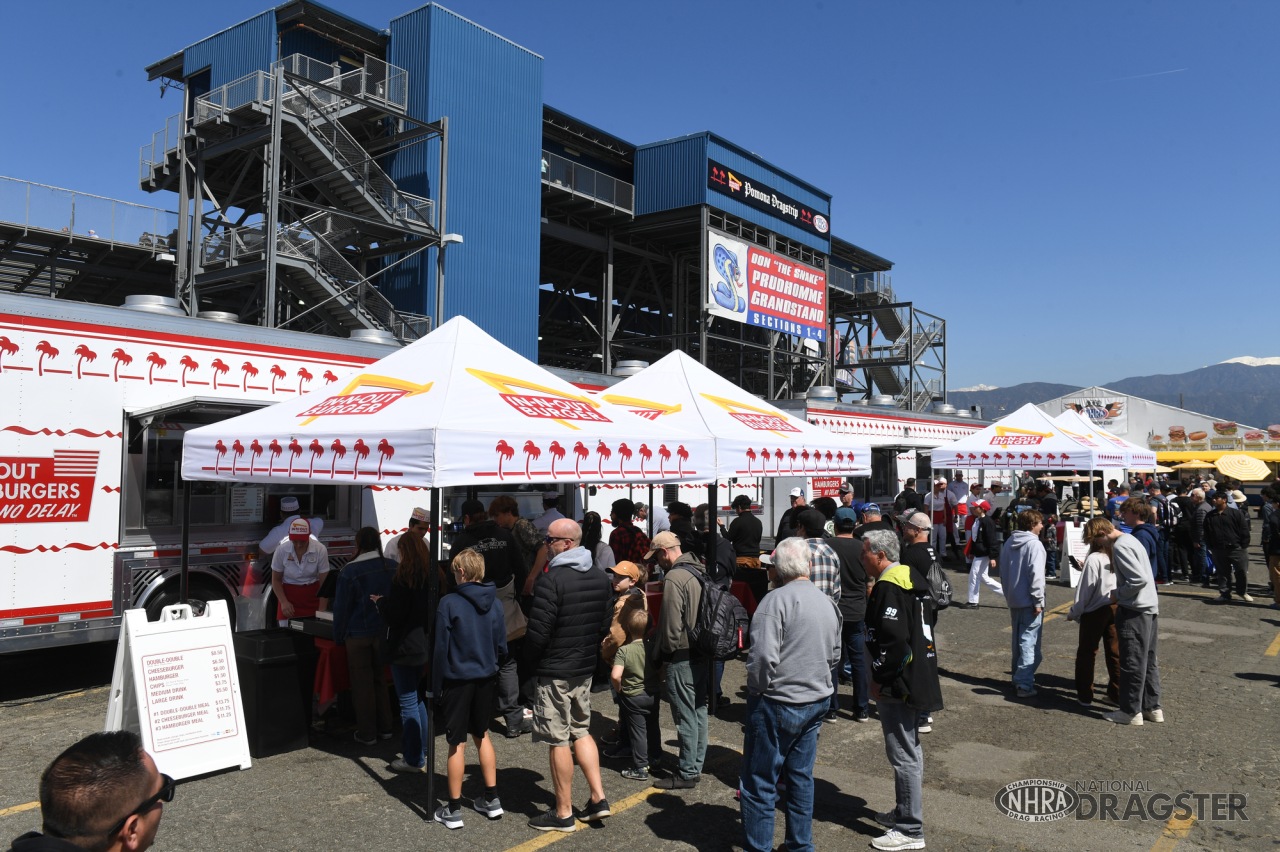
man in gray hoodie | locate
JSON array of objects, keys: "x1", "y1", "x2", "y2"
[
  {"x1": 1098, "y1": 519, "x2": 1163, "y2": 726},
  {"x1": 999, "y1": 510, "x2": 1046, "y2": 698}
]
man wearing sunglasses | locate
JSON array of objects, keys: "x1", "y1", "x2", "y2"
[{"x1": 11, "y1": 730, "x2": 171, "y2": 851}]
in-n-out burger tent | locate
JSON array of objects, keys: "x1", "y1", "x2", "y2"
[
  {"x1": 600, "y1": 350, "x2": 872, "y2": 479},
  {"x1": 930, "y1": 403, "x2": 1126, "y2": 471},
  {"x1": 177, "y1": 316, "x2": 715, "y2": 806},
  {"x1": 181, "y1": 316, "x2": 715, "y2": 487},
  {"x1": 1053, "y1": 409, "x2": 1157, "y2": 469}
]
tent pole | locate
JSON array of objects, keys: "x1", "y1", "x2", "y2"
[
  {"x1": 426, "y1": 487, "x2": 443, "y2": 815},
  {"x1": 706, "y1": 480, "x2": 719, "y2": 715},
  {"x1": 180, "y1": 480, "x2": 191, "y2": 606},
  {"x1": 647, "y1": 484, "x2": 655, "y2": 539}
]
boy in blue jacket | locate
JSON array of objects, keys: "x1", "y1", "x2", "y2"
[{"x1": 432, "y1": 548, "x2": 508, "y2": 830}]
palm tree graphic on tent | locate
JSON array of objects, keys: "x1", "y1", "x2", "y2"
[
  {"x1": 74, "y1": 344, "x2": 97, "y2": 379},
  {"x1": 210, "y1": 358, "x2": 229, "y2": 389},
  {"x1": 36, "y1": 340, "x2": 59, "y2": 376}
]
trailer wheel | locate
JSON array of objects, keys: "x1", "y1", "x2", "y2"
[{"x1": 145, "y1": 579, "x2": 236, "y2": 630}]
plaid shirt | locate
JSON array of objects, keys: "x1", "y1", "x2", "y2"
[
  {"x1": 806, "y1": 538, "x2": 842, "y2": 603},
  {"x1": 609, "y1": 523, "x2": 651, "y2": 564}
]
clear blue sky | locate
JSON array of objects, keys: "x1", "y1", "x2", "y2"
[{"x1": 2, "y1": 1, "x2": 1276, "y2": 390}]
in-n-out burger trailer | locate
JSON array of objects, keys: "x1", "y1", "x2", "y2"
[{"x1": 0, "y1": 293, "x2": 424, "y2": 653}]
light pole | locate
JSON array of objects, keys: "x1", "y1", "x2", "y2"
[{"x1": 434, "y1": 232, "x2": 463, "y2": 327}]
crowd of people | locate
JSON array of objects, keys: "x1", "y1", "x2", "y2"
[{"x1": 14, "y1": 473, "x2": 1274, "y2": 851}]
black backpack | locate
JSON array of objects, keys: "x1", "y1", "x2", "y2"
[
  {"x1": 674, "y1": 565, "x2": 750, "y2": 660},
  {"x1": 924, "y1": 557, "x2": 952, "y2": 611}
]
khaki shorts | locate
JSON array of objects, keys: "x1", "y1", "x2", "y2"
[{"x1": 533, "y1": 674, "x2": 592, "y2": 747}]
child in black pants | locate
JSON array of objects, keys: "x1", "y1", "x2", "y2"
[{"x1": 610, "y1": 607, "x2": 662, "y2": 780}]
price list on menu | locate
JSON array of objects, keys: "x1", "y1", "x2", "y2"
[{"x1": 141, "y1": 644, "x2": 240, "y2": 752}]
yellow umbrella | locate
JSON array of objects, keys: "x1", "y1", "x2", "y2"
[
  {"x1": 1172, "y1": 459, "x2": 1216, "y2": 470},
  {"x1": 1214, "y1": 453, "x2": 1272, "y2": 482}
]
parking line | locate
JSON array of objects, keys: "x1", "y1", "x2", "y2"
[
  {"x1": 1149, "y1": 812, "x2": 1195, "y2": 851},
  {"x1": 0, "y1": 801, "x2": 39, "y2": 818},
  {"x1": 500, "y1": 744, "x2": 742, "y2": 852},
  {"x1": 1265, "y1": 631, "x2": 1280, "y2": 657},
  {"x1": 1003, "y1": 600, "x2": 1073, "y2": 632}
]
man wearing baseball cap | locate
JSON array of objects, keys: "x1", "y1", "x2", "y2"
[
  {"x1": 835, "y1": 482, "x2": 859, "y2": 526},
  {"x1": 775, "y1": 488, "x2": 807, "y2": 544},
  {"x1": 259, "y1": 494, "x2": 325, "y2": 555},
  {"x1": 923, "y1": 479, "x2": 951, "y2": 559},
  {"x1": 270, "y1": 518, "x2": 329, "y2": 625},
  {"x1": 648, "y1": 530, "x2": 709, "y2": 789}
]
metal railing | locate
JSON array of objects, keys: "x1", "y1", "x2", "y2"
[
  {"x1": 200, "y1": 224, "x2": 267, "y2": 267},
  {"x1": 139, "y1": 113, "x2": 183, "y2": 182},
  {"x1": 0, "y1": 176, "x2": 179, "y2": 252},
  {"x1": 276, "y1": 54, "x2": 408, "y2": 112},
  {"x1": 192, "y1": 70, "x2": 274, "y2": 126},
  {"x1": 275, "y1": 226, "x2": 421, "y2": 341},
  {"x1": 542, "y1": 150, "x2": 634, "y2": 213},
  {"x1": 280, "y1": 82, "x2": 433, "y2": 230},
  {"x1": 854, "y1": 271, "x2": 894, "y2": 301}
]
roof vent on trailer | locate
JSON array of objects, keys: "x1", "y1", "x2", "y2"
[
  {"x1": 612, "y1": 360, "x2": 648, "y2": 377},
  {"x1": 954, "y1": 409, "x2": 972, "y2": 418},
  {"x1": 197, "y1": 311, "x2": 240, "y2": 323},
  {"x1": 808, "y1": 385, "x2": 837, "y2": 401},
  {"x1": 348, "y1": 329, "x2": 399, "y2": 345},
  {"x1": 932, "y1": 402, "x2": 957, "y2": 415},
  {"x1": 871, "y1": 394, "x2": 897, "y2": 407},
  {"x1": 122, "y1": 295, "x2": 185, "y2": 316}
]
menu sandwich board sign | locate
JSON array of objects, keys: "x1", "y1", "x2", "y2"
[{"x1": 106, "y1": 600, "x2": 251, "y2": 780}]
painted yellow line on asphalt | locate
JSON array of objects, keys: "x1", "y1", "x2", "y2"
[
  {"x1": 1149, "y1": 812, "x2": 1196, "y2": 851},
  {"x1": 500, "y1": 741, "x2": 743, "y2": 852},
  {"x1": 1003, "y1": 600, "x2": 1073, "y2": 631},
  {"x1": 1041, "y1": 601, "x2": 1074, "y2": 624},
  {"x1": 1265, "y1": 631, "x2": 1280, "y2": 657},
  {"x1": 0, "y1": 801, "x2": 39, "y2": 818}
]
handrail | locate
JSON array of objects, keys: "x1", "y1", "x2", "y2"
[
  {"x1": 0, "y1": 175, "x2": 179, "y2": 253},
  {"x1": 276, "y1": 54, "x2": 408, "y2": 112},
  {"x1": 542, "y1": 150, "x2": 634, "y2": 213},
  {"x1": 279, "y1": 82, "x2": 433, "y2": 230},
  {"x1": 139, "y1": 113, "x2": 183, "y2": 182},
  {"x1": 275, "y1": 226, "x2": 422, "y2": 342}
]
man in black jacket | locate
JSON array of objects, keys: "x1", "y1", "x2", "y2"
[
  {"x1": 862, "y1": 529, "x2": 942, "y2": 851},
  {"x1": 894, "y1": 478, "x2": 925, "y2": 515},
  {"x1": 451, "y1": 499, "x2": 530, "y2": 737},
  {"x1": 829, "y1": 515, "x2": 871, "y2": 722},
  {"x1": 726, "y1": 495, "x2": 766, "y2": 604},
  {"x1": 524, "y1": 519, "x2": 614, "y2": 831},
  {"x1": 1203, "y1": 490, "x2": 1253, "y2": 603}
]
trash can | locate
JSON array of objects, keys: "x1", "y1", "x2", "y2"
[{"x1": 233, "y1": 629, "x2": 308, "y2": 757}]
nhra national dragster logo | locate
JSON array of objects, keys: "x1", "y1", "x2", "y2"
[{"x1": 995, "y1": 779, "x2": 1247, "y2": 824}]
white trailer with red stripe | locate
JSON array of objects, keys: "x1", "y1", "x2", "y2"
[{"x1": 0, "y1": 293, "x2": 423, "y2": 653}]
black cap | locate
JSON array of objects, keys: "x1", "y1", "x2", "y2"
[{"x1": 796, "y1": 508, "x2": 828, "y2": 537}]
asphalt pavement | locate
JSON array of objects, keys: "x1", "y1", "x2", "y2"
[{"x1": 2, "y1": 555, "x2": 1277, "y2": 851}]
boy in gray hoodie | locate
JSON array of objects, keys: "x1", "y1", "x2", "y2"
[
  {"x1": 1098, "y1": 519, "x2": 1163, "y2": 726},
  {"x1": 999, "y1": 510, "x2": 1046, "y2": 698}
]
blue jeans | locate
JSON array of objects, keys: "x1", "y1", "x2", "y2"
[
  {"x1": 1044, "y1": 549, "x2": 1059, "y2": 578},
  {"x1": 391, "y1": 664, "x2": 427, "y2": 769},
  {"x1": 740, "y1": 693, "x2": 827, "y2": 852},
  {"x1": 1155, "y1": 530, "x2": 1171, "y2": 583},
  {"x1": 1009, "y1": 607, "x2": 1043, "y2": 691},
  {"x1": 833, "y1": 620, "x2": 868, "y2": 715}
]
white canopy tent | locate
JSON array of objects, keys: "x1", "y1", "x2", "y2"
[
  {"x1": 178, "y1": 316, "x2": 716, "y2": 805},
  {"x1": 600, "y1": 350, "x2": 872, "y2": 480},
  {"x1": 1053, "y1": 409, "x2": 1157, "y2": 469},
  {"x1": 181, "y1": 316, "x2": 715, "y2": 487},
  {"x1": 930, "y1": 403, "x2": 1126, "y2": 471}
]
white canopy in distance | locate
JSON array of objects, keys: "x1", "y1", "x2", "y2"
[
  {"x1": 930, "y1": 403, "x2": 1126, "y2": 470},
  {"x1": 1053, "y1": 409, "x2": 1157, "y2": 469},
  {"x1": 601, "y1": 350, "x2": 871, "y2": 480},
  {"x1": 181, "y1": 317, "x2": 716, "y2": 488}
]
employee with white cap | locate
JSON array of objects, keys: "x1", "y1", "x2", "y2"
[
  {"x1": 259, "y1": 495, "x2": 325, "y2": 554},
  {"x1": 385, "y1": 506, "x2": 430, "y2": 564},
  {"x1": 774, "y1": 487, "x2": 807, "y2": 544},
  {"x1": 270, "y1": 518, "x2": 329, "y2": 624},
  {"x1": 924, "y1": 478, "x2": 953, "y2": 557},
  {"x1": 533, "y1": 490, "x2": 566, "y2": 534}
]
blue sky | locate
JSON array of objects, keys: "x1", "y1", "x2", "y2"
[{"x1": 1, "y1": 1, "x2": 1275, "y2": 390}]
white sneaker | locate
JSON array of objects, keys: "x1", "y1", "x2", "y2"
[
  {"x1": 1105, "y1": 710, "x2": 1143, "y2": 726},
  {"x1": 1241, "y1": 593, "x2": 1255, "y2": 603},
  {"x1": 871, "y1": 829, "x2": 926, "y2": 850},
  {"x1": 1142, "y1": 708, "x2": 1165, "y2": 723}
]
